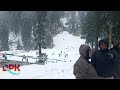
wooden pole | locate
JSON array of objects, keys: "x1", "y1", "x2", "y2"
[
  {"x1": 108, "y1": 21, "x2": 113, "y2": 49},
  {"x1": 109, "y1": 27, "x2": 112, "y2": 49}
]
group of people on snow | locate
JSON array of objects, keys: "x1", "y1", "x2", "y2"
[{"x1": 73, "y1": 38, "x2": 120, "y2": 79}]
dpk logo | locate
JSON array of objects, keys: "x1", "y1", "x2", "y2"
[{"x1": 2, "y1": 64, "x2": 20, "y2": 75}]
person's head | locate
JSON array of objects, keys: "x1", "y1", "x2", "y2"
[
  {"x1": 99, "y1": 38, "x2": 109, "y2": 51},
  {"x1": 113, "y1": 40, "x2": 120, "y2": 49},
  {"x1": 79, "y1": 44, "x2": 92, "y2": 59}
]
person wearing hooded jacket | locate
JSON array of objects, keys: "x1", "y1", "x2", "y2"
[
  {"x1": 111, "y1": 40, "x2": 120, "y2": 79},
  {"x1": 73, "y1": 44, "x2": 98, "y2": 79},
  {"x1": 91, "y1": 38, "x2": 117, "y2": 79}
]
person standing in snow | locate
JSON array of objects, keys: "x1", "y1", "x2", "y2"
[
  {"x1": 3, "y1": 52, "x2": 7, "y2": 60},
  {"x1": 110, "y1": 40, "x2": 120, "y2": 79},
  {"x1": 91, "y1": 38, "x2": 117, "y2": 79},
  {"x1": 73, "y1": 44, "x2": 98, "y2": 79}
]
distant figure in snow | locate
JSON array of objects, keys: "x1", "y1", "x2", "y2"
[
  {"x1": 73, "y1": 44, "x2": 98, "y2": 79},
  {"x1": 59, "y1": 53, "x2": 61, "y2": 57},
  {"x1": 36, "y1": 52, "x2": 39, "y2": 55},
  {"x1": 52, "y1": 52, "x2": 55, "y2": 55},
  {"x1": 3, "y1": 53, "x2": 7, "y2": 60},
  {"x1": 65, "y1": 54, "x2": 68, "y2": 58},
  {"x1": 22, "y1": 55, "x2": 28, "y2": 62}
]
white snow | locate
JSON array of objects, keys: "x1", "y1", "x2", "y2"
[
  {"x1": 0, "y1": 31, "x2": 85, "y2": 79},
  {"x1": 8, "y1": 30, "x2": 23, "y2": 51},
  {"x1": 60, "y1": 18, "x2": 68, "y2": 27}
]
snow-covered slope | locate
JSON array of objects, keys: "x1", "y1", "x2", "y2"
[{"x1": 53, "y1": 31, "x2": 85, "y2": 50}]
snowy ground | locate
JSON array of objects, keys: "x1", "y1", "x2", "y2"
[{"x1": 0, "y1": 31, "x2": 85, "y2": 79}]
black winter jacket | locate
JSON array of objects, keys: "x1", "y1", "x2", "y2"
[{"x1": 91, "y1": 49, "x2": 117, "y2": 78}]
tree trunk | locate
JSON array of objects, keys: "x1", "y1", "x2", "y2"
[
  {"x1": 38, "y1": 43, "x2": 41, "y2": 56},
  {"x1": 109, "y1": 24, "x2": 113, "y2": 49},
  {"x1": 91, "y1": 41, "x2": 94, "y2": 49},
  {"x1": 95, "y1": 35, "x2": 98, "y2": 51},
  {"x1": 38, "y1": 25, "x2": 42, "y2": 56},
  {"x1": 37, "y1": 12, "x2": 42, "y2": 56}
]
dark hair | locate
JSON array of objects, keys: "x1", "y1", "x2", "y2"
[
  {"x1": 113, "y1": 44, "x2": 120, "y2": 50},
  {"x1": 99, "y1": 39, "x2": 109, "y2": 50},
  {"x1": 117, "y1": 43, "x2": 120, "y2": 46}
]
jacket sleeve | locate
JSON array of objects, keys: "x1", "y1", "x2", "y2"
[
  {"x1": 91, "y1": 52, "x2": 96, "y2": 67},
  {"x1": 117, "y1": 64, "x2": 120, "y2": 78},
  {"x1": 91, "y1": 51, "x2": 113, "y2": 65},
  {"x1": 73, "y1": 60, "x2": 87, "y2": 79}
]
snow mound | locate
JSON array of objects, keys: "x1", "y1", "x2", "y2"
[{"x1": 53, "y1": 31, "x2": 85, "y2": 50}]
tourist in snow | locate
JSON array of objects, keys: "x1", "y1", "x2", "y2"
[
  {"x1": 3, "y1": 53, "x2": 7, "y2": 60},
  {"x1": 73, "y1": 44, "x2": 98, "y2": 79},
  {"x1": 111, "y1": 40, "x2": 120, "y2": 79},
  {"x1": 91, "y1": 38, "x2": 117, "y2": 79}
]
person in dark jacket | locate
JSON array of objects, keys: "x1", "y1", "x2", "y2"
[
  {"x1": 91, "y1": 38, "x2": 117, "y2": 79},
  {"x1": 111, "y1": 40, "x2": 120, "y2": 79},
  {"x1": 73, "y1": 44, "x2": 98, "y2": 79}
]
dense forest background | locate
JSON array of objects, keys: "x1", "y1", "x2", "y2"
[{"x1": 0, "y1": 11, "x2": 120, "y2": 52}]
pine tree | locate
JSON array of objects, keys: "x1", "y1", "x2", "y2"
[
  {"x1": 34, "y1": 11, "x2": 48, "y2": 56},
  {"x1": 80, "y1": 11, "x2": 106, "y2": 50},
  {"x1": 0, "y1": 11, "x2": 9, "y2": 51}
]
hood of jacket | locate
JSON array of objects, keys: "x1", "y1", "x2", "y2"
[{"x1": 79, "y1": 44, "x2": 90, "y2": 59}]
